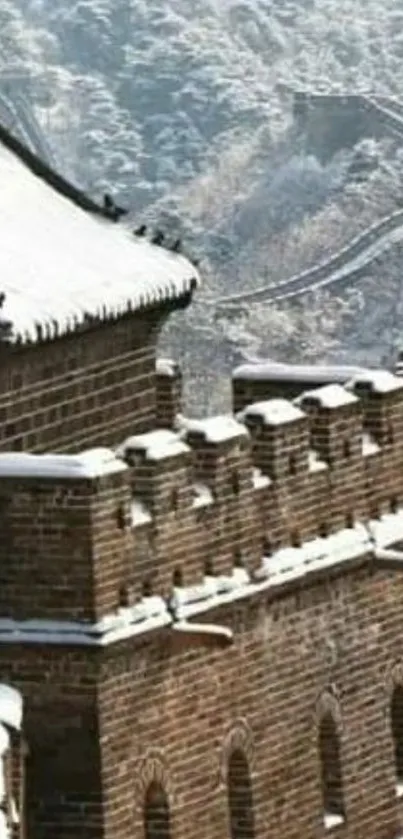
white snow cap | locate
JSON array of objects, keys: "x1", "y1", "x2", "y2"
[
  {"x1": 0, "y1": 726, "x2": 9, "y2": 758},
  {"x1": 120, "y1": 429, "x2": 190, "y2": 461},
  {"x1": 184, "y1": 415, "x2": 248, "y2": 443},
  {"x1": 0, "y1": 448, "x2": 127, "y2": 479},
  {"x1": 241, "y1": 399, "x2": 305, "y2": 426},
  {"x1": 0, "y1": 806, "x2": 8, "y2": 836},
  {"x1": 233, "y1": 362, "x2": 369, "y2": 383},
  {"x1": 192, "y1": 482, "x2": 214, "y2": 508},
  {"x1": 0, "y1": 684, "x2": 23, "y2": 731},
  {"x1": 298, "y1": 384, "x2": 357, "y2": 409},
  {"x1": 368, "y1": 509, "x2": 403, "y2": 548},
  {"x1": 131, "y1": 499, "x2": 152, "y2": 527},
  {"x1": 0, "y1": 143, "x2": 199, "y2": 338},
  {"x1": 348, "y1": 370, "x2": 403, "y2": 394},
  {"x1": 156, "y1": 358, "x2": 179, "y2": 377}
]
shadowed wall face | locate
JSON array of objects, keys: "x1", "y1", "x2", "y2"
[
  {"x1": 228, "y1": 750, "x2": 255, "y2": 839},
  {"x1": 318, "y1": 713, "x2": 345, "y2": 820},
  {"x1": 391, "y1": 686, "x2": 403, "y2": 784},
  {"x1": 144, "y1": 783, "x2": 171, "y2": 839}
]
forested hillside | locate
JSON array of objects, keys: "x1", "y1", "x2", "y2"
[{"x1": 4, "y1": 0, "x2": 403, "y2": 411}]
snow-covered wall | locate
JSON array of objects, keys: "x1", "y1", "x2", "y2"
[{"x1": 1, "y1": 364, "x2": 403, "y2": 641}]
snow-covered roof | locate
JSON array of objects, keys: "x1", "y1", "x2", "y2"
[
  {"x1": 348, "y1": 370, "x2": 403, "y2": 394},
  {"x1": 233, "y1": 362, "x2": 371, "y2": 384},
  {"x1": 241, "y1": 399, "x2": 305, "y2": 426},
  {"x1": 0, "y1": 448, "x2": 127, "y2": 479},
  {"x1": 120, "y1": 429, "x2": 190, "y2": 461},
  {"x1": 297, "y1": 384, "x2": 358, "y2": 410},
  {"x1": 184, "y1": 415, "x2": 248, "y2": 443},
  {"x1": 0, "y1": 142, "x2": 199, "y2": 338}
]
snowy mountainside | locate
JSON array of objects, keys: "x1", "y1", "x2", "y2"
[{"x1": 4, "y1": 0, "x2": 403, "y2": 411}]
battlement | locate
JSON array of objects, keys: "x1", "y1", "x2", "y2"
[{"x1": 2, "y1": 364, "x2": 403, "y2": 642}]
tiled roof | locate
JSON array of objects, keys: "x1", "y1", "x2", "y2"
[{"x1": 0, "y1": 125, "x2": 199, "y2": 340}]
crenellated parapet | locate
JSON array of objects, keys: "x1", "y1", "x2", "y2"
[{"x1": 1, "y1": 363, "x2": 403, "y2": 643}]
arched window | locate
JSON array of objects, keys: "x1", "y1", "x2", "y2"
[
  {"x1": 318, "y1": 713, "x2": 345, "y2": 827},
  {"x1": 391, "y1": 685, "x2": 403, "y2": 791},
  {"x1": 144, "y1": 781, "x2": 171, "y2": 839},
  {"x1": 227, "y1": 749, "x2": 255, "y2": 839}
]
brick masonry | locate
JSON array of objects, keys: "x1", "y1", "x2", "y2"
[
  {"x1": 5, "y1": 560, "x2": 403, "y2": 839},
  {"x1": 0, "y1": 306, "x2": 174, "y2": 454},
  {"x1": 4, "y1": 345, "x2": 403, "y2": 838},
  {"x1": 0, "y1": 647, "x2": 101, "y2": 839},
  {"x1": 96, "y1": 562, "x2": 403, "y2": 839}
]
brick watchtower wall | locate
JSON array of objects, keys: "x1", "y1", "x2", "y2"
[
  {"x1": 0, "y1": 299, "x2": 188, "y2": 454},
  {"x1": 5, "y1": 368, "x2": 403, "y2": 838},
  {"x1": 0, "y1": 450, "x2": 135, "y2": 839}
]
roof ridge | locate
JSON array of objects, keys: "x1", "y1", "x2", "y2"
[{"x1": 0, "y1": 118, "x2": 116, "y2": 221}]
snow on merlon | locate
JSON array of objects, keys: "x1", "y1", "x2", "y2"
[
  {"x1": 241, "y1": 399, "x2": 305, "y2": 426},
  {"x1": 347, "y1": 370, "x2": 403, "y2": 394},
  {"x1": 233, "y1": 361, "x2": 371, "y2": 383},
  {"x1": 156, "y1": 357, "x2": 179, "y2": 378},
  {"x1": 0, "y1": 143, "x2": 199, "y2": 338},
  {"x1": 0, "y1": 448, "x2": 127, "y2": 479},
  {"x1": 120, "y1": 429, "x2": 190, "y2": 461},
  {"x1": 297, "y1": 383, "x2": 358, "y2": 410},
  {"x1": 183, "y1": 415, "x2": 248, "y2": 443},
  {"x1": 0, "y1": 684, "x2": 22, "y2": 730},
  {"x1": 131, "y1": 499, "x2": 152, "y2": 527},
  {"x1": 0, "y1": 724, "x2": 9, "y2": 758}
]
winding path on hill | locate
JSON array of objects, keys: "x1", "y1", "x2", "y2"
[{"x1": 211, "y1": 92, "x2": 403, "y2": 310}]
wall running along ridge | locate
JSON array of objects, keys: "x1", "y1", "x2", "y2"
[{"x1": 213, "y1": 92, "x2": 403, "y2": 311}]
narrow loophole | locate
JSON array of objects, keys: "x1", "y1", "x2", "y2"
[
  {"x1": 319, "y1": 522, "x2": 329, "y2": 539},
  {"x1": 288, "y1": 454, "x2": 297, "y2": 475},
  {"x1": 173, "y1": 568, "x2": 183, "y2": 587},
  {"x1": 291, "y1": 530, "x2": 301, "y2": 548},
  {"x1": 345, "y1": 512, "x2": 354, "y2": 529},
  {"x1": 390, "y1": 497, "x2": 399, "y2": 514},
  {"x1": 343, "y1": 439, "x2": 351, "y2": 459},
  {"x1": 204, "y1": 558, "x2": 214, "y2": 576}
]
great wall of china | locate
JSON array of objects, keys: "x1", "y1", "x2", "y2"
[{"x1": 214, "y1": 92, "x2": 403, "y2": 311}]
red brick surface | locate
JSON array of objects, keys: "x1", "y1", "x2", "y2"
[
  {"x1": 0, "y1": 309, "x2": 168, "y2": 453},
  {"x1": 3, "y1": 349, "x2": 403, "y2": 839},
  {"x1": 95, "y1": 561, "x2": 403, "y2": 839}
]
